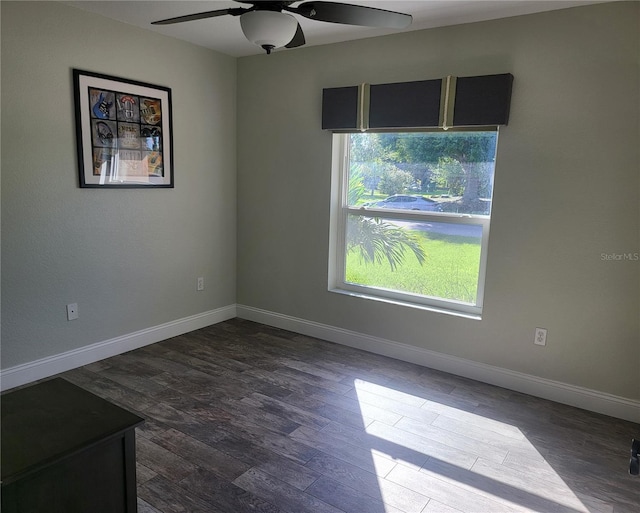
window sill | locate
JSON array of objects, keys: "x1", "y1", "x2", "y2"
[{"x1": 329, "y1": 287, "x2": 482, "y2": 321}]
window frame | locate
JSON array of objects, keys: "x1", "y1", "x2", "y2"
[{"x1": 328, "y1": 129, "x2": 498, "y2": 318}]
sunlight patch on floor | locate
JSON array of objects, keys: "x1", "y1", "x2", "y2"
[{"x1": 353, "y1": 379, "x2": 603, "y2": 513}]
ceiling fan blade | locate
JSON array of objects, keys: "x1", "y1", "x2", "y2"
[
  {"x1": 151, "y1": 8, "x2": 246, "y2": 26},
  {"x1": 289, "y1": 1, "x2": 412, "y2": 29},
  {"x1": 285, "y1": 22, "x2": 306, "y2": 48}
]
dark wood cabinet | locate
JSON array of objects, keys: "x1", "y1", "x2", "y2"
[{"x1": 1, "y1": 378, "x2": 144, "y2": 513}]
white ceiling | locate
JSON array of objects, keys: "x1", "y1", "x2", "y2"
[{"x1": 65, "y1": 1, "x2": 609, "y2": 57}]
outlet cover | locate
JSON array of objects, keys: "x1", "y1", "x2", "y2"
[
  {"x1": 67, "y1": 303, "x2": 79, "y2": 321},
  {"x1": 534, "y1": 327, "x2": 547, "y2": 346}
]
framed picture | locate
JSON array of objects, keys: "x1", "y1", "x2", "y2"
[{"x1": 73, "y1": 69, "x2": 173, "y2": 188}]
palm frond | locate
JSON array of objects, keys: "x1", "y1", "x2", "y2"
[{"x1": 346, "y1": 216, "x2": 426, "y2": 271}]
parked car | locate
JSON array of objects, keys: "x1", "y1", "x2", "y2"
[{"x1": 369, "y1": 195, "x2": 442, "y2": 212}]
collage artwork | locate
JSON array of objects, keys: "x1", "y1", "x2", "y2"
[{"x1": 89, "y1": 88, "x2": 164, "y2": 181}]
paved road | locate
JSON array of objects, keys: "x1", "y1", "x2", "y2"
[{"x1": 389, "y1": 220, "x2": 482, "y2": 238}]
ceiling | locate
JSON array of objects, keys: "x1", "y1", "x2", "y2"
[{"x1": 65, "y1": 1, "x2": 608, "y2": 57}]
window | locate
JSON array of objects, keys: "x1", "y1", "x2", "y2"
[{"x1": 329, "y1": 130, "x2": 499, "y2": 317}]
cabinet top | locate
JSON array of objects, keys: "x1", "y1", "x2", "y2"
[{"x1": 1, "y1": 378, "x2": 144, "y2": 484}]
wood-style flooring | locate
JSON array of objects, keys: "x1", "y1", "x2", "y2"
[{"x1": 59, "y1": 318, "x2": 639, "y2": 513}]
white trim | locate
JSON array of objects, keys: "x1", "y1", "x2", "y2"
[
  {"x1": 236, "y1": 305, "x2": 640, "y2": 423},
  {"x1": 0, "y1": 305, "x2": 236, "y2": 391}
]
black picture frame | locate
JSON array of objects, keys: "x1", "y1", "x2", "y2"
[{"x1": 73, "y1": 69, "x2": 174, "y2": 188}]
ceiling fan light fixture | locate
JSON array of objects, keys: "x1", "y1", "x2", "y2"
[{"x1": 240, "y1": 10, "x2": 298, "y2": 54}]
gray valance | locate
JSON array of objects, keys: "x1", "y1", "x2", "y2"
[{"x1": 322, "y1": 73, "x2": 513, "y2": 131}]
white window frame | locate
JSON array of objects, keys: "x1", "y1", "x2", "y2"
[{"x1": 328, "y1": 130, "x2": 497, "y2": 318}]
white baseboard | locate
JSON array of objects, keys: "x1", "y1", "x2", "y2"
[
  {"x1": 4, "y1": 303, "x2": 637, "y2": 423},
  {"x1": 0, "y1": 305, "x2": 237, "y2": 391},
  {"x1": 237, "y1": 305, "x2": 640, "y2": 423}
]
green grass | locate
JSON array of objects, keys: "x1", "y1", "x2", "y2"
[{"x1": 346, "y1": 231, "x2": 481, "y2": 303}]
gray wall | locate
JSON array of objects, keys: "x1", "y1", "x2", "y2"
[
  {"x1": 237, "y1": 2, "x2": 640, "y2": 399},
  {"x1": 1, "y1": 2, "x2": 237, "y2": 367}
]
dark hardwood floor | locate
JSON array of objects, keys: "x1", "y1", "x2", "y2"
[{"x1": 60, "y1": 318, "x2": 639, "y2": 513}]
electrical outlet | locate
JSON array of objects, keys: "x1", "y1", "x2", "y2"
[
  {"x1": 197, "y1": 277, "x2": 205, "y2": 291},
  {"x1": 67, "y1": 303, "x2": 79, "y2": 321},
  {"x1": 534, "y1": 327, "x2": 547, "y2": 346}
]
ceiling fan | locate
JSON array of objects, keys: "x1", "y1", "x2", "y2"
[{"x1": 152, "y1": 1, "x2": 412, "y2": 55}]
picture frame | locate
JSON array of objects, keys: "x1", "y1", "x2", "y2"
[{"x1": 73, "y1": 69, "x2": 174, "y2": 188}]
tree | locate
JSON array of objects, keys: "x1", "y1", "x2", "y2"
[
  {"x1": 389, "y1": 132, "x2": 497, "y2": 201},
  {"x1": 432, "y1": 156, "x2": 465, "y2": 196},
  {"x1": 349, "y1": 134, "x2": 385, "y2": 196},
  {"x1": 378, "y1": 166, "x2": 414, "y2": 196},
  {"x1": 358, "y1": 162, "x2": 383, "y2": 197}
]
